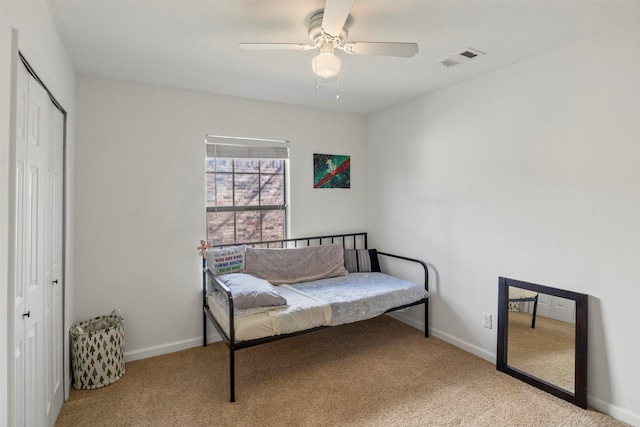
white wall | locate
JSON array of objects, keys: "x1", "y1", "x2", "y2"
[
  {"x1": 368, "y1": 21, "x2": 640, "y2": 425},
  {"x1": 0, "y1": 2, "x2": 76, "y2": 426},
  {"x1": 74, "y1": 75, "x2": 367, "y2": 360}
]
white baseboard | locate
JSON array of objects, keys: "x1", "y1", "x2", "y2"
[
  {"x1": 430, "y1": 327, "x2": 496, "y2": 364},
  {"x1": 386, "y1": 311, "x2": 424, "y2": 331},
  {"x1": 127, "y1": 313, "x2": 422, "y2": 363},
  {"x1": 387, "y1": 312, "x2": 496, "y2": 364},
  {"x1": 124, "y1": 332, "x2": 221, "y2": 362},
  {"x1": 588, "y1": 395, "x2": 640, "y2": 427}
]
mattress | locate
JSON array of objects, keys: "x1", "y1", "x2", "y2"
[
  {"x1": 291, "y1": 272, "x2": 429, "y2": 326},
  {"x1": 208, "y1": 272, "x2": 428, "y2": 342},
  {"x1": 208, "y1": 284, "x2": 331, "y2": 342}
]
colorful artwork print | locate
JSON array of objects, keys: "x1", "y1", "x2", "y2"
[{"x1": 313, "y1": 153, "x2": 350, "y2": 189}]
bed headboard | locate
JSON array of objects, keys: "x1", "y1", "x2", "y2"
[{"x1": 199, "y1": 232, "x2": 368, "y2": 256}]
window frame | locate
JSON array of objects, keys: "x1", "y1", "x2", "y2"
[{"x1": 206, "y1": 157, "x2": 288, "y2": 245}]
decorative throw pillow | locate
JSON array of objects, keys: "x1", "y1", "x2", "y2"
[
  {"x1": 215, "y1": 273, "x2": 287, "y2": 309},
  {"x1": 205, "y1": 245, "x2": 245, "y2": 275},
  {"x1": 344, "y1": 249, "x2": 381, "y2": 273}
]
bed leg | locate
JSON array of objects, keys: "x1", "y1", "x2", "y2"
[
  {"x1": 229, "y1": 347, "x2": 236, "y2": 402},
  {"x1": 203, "y1": 311, "x2": 207, "y2": 347},
  {"x1": 424, "y1": 303, "x2": 429, "y2": 338}
]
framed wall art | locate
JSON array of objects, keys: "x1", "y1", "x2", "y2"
[{"x1": 313, "y1": 153, "x2": 350, "y2": 189}]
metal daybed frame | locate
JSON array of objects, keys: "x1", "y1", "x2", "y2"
[{"x1": 198, "y1": 232, "x2": 429, "y2": 402}]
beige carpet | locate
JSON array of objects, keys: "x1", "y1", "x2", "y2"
[{"x1": 56, "y1": 316, "x2": 626, "y2": 427}]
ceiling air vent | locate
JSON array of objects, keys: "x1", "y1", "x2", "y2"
[
  {"x1": 440, "y1": 48, "x2": 486, "y2": 68},
  {"x1": 441, "y1": 59, "x2": 459, "y2": 68}
]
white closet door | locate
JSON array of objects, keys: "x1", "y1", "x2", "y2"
[
  {"x1": 46, "y1": 106, "x2": 65, "y2": 425},
  {"x1": 25, "y1": 63, "x2": 52, "y2": 427},
  {"x1": 549, "y1": 296, "x2": 576, "y2": 324},
  {"x1": 12, "y1": 60, "x2": 53, "y2": 427},
  {"x1": 525, "y1": 293, "x2": 575, "y2": 324},
  {"x1": 533, "y1": 293, "x2": 551, "y2": 318},
  {"x1": 12, "y1": 53, "x2": 30, "y2": 427}
]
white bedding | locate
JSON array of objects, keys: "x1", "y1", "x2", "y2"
[
  {"x1": 209, "y1": 272, "x2": 428, "y2": 343},
  {"x1": 208, "y1": 284, "x2": 331, "y2": 342}
]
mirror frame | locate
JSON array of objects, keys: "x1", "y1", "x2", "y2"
[{"x1": 497, "y1": 277, "x2": 588, "y2": 409}]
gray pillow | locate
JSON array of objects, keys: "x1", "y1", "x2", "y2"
[{"x1": 215, "y1": 273, "x2": 286, "y2": 309}]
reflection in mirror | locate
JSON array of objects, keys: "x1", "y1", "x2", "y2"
[
  {"x1": 507, "y1": 289, "x2": 575, "y2": 392},
  {"x1": 497, "y1": 277, "x2": 588, "y2": 409}
]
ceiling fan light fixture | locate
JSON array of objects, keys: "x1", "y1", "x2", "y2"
[
  {"x1": 311, "y1": 43, "x2": 340, "y2": 79},
  {"x1": 312, "y1": 49, "x2": 341, "y2": 79}
]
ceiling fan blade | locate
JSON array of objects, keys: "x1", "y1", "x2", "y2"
[
  {"x1": 343, "y1": 42, "x2": 419, "y2": 57},
  {"x1": 321, "y1": 0, "x2": 355, "y2": 37},
  {"x1": 239, "y1": 43, "x2": 314, "y2": 51}
]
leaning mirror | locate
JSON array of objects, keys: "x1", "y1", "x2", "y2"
[{"x1": 497, "y1": 277, "x2": 588, "y2": 408}]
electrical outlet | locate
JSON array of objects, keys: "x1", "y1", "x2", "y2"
[{"x1": 483, "y1": 313, "x2": 492, "y2": 329}]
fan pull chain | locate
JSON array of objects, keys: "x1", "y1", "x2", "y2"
[
  {"x1": 336, "y1": 73, "x2": 340, "y2": 100},
  {"x1": 313, "y1": 53, "x2": 319, "y2": 91}
]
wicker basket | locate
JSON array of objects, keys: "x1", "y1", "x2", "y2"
[{"x1": 70, "y1": 309, "x2": 125, "y2": 390}]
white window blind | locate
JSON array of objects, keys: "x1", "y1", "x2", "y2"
[{"x1": 205, "y1": 135, "x2": 289, "y2": 159}]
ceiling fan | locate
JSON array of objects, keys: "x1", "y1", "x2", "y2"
[{"x1": 239, "y1": 0, "x2": 418, "y2": 90}]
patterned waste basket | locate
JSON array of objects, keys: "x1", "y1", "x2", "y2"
[{"x1": 70, "y1": 309, "x2": 125, "y2": 390}]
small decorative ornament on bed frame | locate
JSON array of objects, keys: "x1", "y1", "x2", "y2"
[
  {"x1": 198, "y1": 240, "x2": 210, "y2": 257},
  {"x1": 313, "y1": 153, "x2": 350, "y2": 188}
]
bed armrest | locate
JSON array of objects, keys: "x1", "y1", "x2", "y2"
[
  {"x1": 205, "y1": 269, "x2": 232, "y2": 296},
  {"x1": 377, "y1": 251, "x2": 429, "y2": 293},
  {"x1": 204, "y1": 269, "x2": 235, "y2": 345}
]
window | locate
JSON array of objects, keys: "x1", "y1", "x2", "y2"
[{"x1": 205, "y1": 136, "x2": 289, "y2": 245}]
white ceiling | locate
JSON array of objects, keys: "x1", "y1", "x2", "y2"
[{"x1": 49, "y1": 0, "x2": 640, "y2": 114}]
